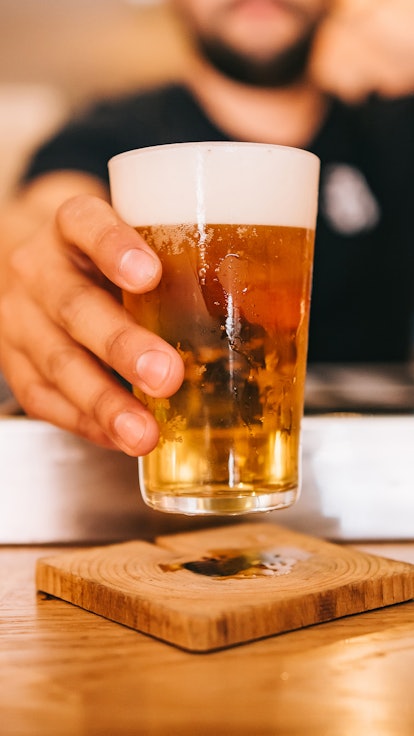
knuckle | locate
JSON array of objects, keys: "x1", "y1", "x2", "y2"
[
  {"x1": 104, "y1": 324, "x2": 134, "y2": 363},
  {"x1": 89, "y1": 385, "x2": 117, "y2": 423},
  {"x1": 57, "y1": 193, "x2": 98, "y2": 222},
  {"x1": 57, "y1": 195, "x2": 120, "y2": 248},
  {"x1": 8, "y1": 242, "x2": 31, "y2": 280},
  {"x1": 93, "y1": 221, "x2": 130, "y2": 263},
  {"x1": 45, "y1": 343, "x2": 81, "y2": 382},
  {"x1": 56, "y1": 282, "x2": 91, "y2": 331},
  {"x1": 0, "y1": 290, "x2": 11, "y2": 326},
  {"x1": 73, "y1": 412, "x2": 104, "y2": 443},
  {"x1": 19, "y1": 380, "x2": 47, "y2": 419},
  {"x1": 96, "y1": 221, "x2": 124, "y2": 248}
]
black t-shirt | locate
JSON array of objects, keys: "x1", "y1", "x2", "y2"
[{"x1": 24, "y1": 84, "x2": 414, "y2": 363}]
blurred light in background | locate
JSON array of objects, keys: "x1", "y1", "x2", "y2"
[
  {"x1": 0, "y1": 0, "x2": 188, "y2": 199},
  {"x1": 0, "y1": 0, "x2": 187, "y2": 105}
]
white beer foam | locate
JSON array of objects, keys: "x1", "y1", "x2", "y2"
[{"x1": 109, "y1": 142, "x2": 320, "y2": 229}]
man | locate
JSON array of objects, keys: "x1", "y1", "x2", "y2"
[{"x1": 0, "y1": 0, "x2": 413, "y2": 456}]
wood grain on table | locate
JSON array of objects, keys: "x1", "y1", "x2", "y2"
[{"x1": 1, "y1": 542, "x2": 414, "y2": 736}]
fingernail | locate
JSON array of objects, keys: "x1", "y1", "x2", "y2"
[
  {"x1": 119, "y1": 249, "x2": 158, "y2": 286},
  {"x1": 136, "y1": 350, "x2": 172, "y2": 391},
  {"x1": 113, "y1": 412, "x2": 147, "y2": 448}
]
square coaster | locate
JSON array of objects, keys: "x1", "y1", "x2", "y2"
[{"x1": 36, "y1": 522, "x2": 414, "y2": 651}]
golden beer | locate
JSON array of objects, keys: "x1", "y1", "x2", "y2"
[
  {"x1": 109, "y1": 141, "x2": 319, "y2": 515},
  {"x1": 123, "y1": 222, "x2": 314, "y2": 513}
]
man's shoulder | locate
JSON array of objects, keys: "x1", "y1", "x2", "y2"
[
  {"x1": 87, "y1": 83, "x2": 194, "y2": 122},
  {"x1": 22, "y1": 83, "x2": 212, "y2": 184}
]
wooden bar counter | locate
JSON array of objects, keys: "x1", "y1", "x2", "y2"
[{"x1": 1, "y1": 541, "x2": 414, "y2": 735}]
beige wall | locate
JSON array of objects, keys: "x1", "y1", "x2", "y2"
[
  {"x1": 0, "y1": 0, "x2": 190, "y2": 197},
  {"x1": 0, "y1": 0, "x2": 188, "y2": 107}
]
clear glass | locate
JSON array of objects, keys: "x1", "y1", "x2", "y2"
[{"x1": 109, "y1": 142, "x2": 320, "y2": 515}]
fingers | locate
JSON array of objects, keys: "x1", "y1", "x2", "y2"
[
  {"x1": 2, "y1": 350, "x2": 119, "y2": 450},
  {"x1": 10, "y1": 219, "x2": 185, "y2": 401},
  {"x1": 0, "y1": 294, "x2": 161, "y2": 456},
  {"x1": 55, "y1": 196, "x2": 185, "y2": 395},
  {"x1": 56, "y1": 195, "x2": 162, "y2": 293},
  {"x1": 32, "y1": 254, "x2": 184, "y2": 399},
  {"x1": 0, "y1": 196, "x2": 184, "y2": 456},
  {"x1": 1, "y1": 194, "x2": 185, "y2": 454}
]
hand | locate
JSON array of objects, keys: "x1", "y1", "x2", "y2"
[
  {"x1": 311, "y1": 0, "x2": 414, "y2": 102},
  {"x1": 0, "y1": 186, "x2": 185, "y2": 455}
]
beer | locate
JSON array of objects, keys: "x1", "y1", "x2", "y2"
[
  {"x1": 123, "y1": 222, "x2": 314, "y2": 514},
  {"x1": 109, "y1": 141, "x2": 319, "y2": 515}
]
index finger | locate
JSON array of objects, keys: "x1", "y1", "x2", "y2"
[{"x1": 56, "y1": 194, "x2": 162, "y2": 293}]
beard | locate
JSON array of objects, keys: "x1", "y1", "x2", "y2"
[{"x1": 194, "y1": 26, "x2": 318, "y2": 88}]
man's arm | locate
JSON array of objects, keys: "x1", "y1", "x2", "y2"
[
  {"x1": 311, "y1": 0, "x2": 414, "y2": 102},
  {"x1": 0, "y1": 171, "x2": 184, "y2": 455}
]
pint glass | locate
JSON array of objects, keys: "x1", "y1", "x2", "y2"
[{"x1": 109, "y1": 142, "x2": 319, "y2": 515}]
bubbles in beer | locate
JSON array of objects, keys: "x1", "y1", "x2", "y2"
[{"x1": 123, "y1": 223, "x2": 314, "y2": 512}]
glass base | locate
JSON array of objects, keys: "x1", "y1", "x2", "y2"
[{"x1": 141, "y1": 487, "x2": 298, "y2": 516}]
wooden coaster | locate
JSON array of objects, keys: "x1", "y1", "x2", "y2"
[{"x1": 36, "y1": 522, "x2": 414, "y2": 651}]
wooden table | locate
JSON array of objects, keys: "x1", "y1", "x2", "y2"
[{"x1": 2, "y1": 542, "x2": 414, "y2": 736}]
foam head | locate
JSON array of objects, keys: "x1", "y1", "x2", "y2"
[{"x1": 109, "y1": 142, "x2": 320, "y2": 228}]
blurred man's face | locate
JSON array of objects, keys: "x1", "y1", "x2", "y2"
[{"x1": 172, "y1": 0, "x2": 329, "y2": 86}]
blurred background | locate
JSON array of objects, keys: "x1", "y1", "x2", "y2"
[
  {"x1": 0, "y1": 0, "x2": 189, "y2": 199},
  {"x1": 1, "y1": 0, "x2": 413, "y2": 544}
]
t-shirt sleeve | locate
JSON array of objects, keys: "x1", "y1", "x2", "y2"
[
  {"x1": 22, "y1": 84, "x2": 228, "y2": 188},
  {"x1": 22, "y1": 100, "x2": 125, "y2": 186}
]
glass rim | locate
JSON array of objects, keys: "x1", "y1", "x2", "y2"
[{"x1": 108, "y1": 140, "x2": 320, "y2": 167}]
